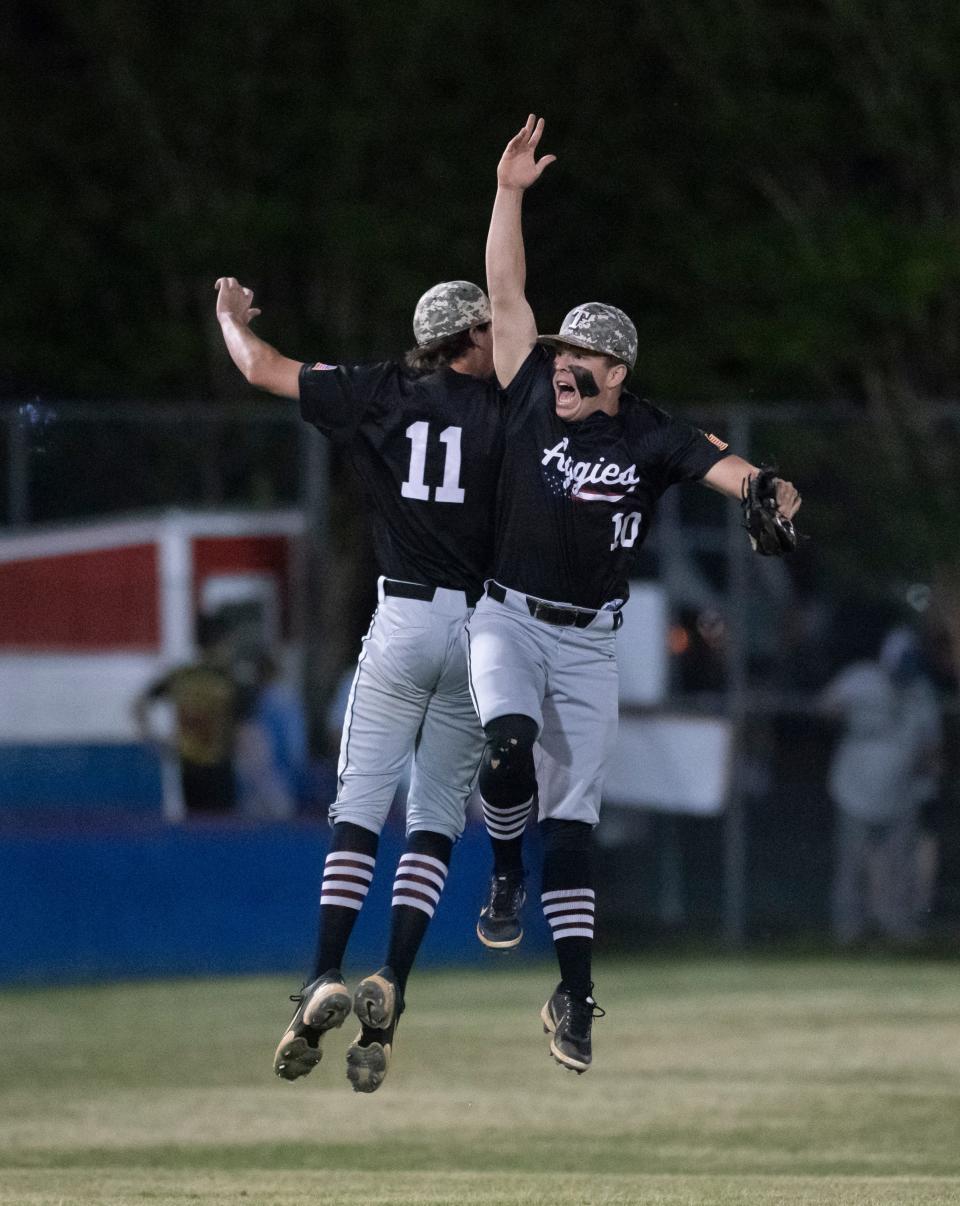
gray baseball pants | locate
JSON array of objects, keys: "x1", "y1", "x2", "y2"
[
  {"x1": 466, "y1": 582, "x2": 620, "y2": 827},
  {"x1": 330, "y1": 577, "x2": 485, "y2": 840}
]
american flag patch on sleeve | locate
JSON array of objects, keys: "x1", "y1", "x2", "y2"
[
  {"x1": 705, "y1": 432, "x2": 728, "y2": 450},
  {"x1": 311, "y1": 362, "x2": 337, "y2": 371}
]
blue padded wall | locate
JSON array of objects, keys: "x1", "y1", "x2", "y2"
[{"x1": 0, "y1": 819, "x2": 550, "y2": 984}]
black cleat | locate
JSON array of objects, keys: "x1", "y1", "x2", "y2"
[
  {"x1": 346, "y1": 966, "x2": 405, "y2": 1094},
  {"x1": 477, "y1": 870, "x2": 527, "y2": 950},
  {"x1": 540, "y1": 983, "x2": 605, "y2": 1074},
  {"x1": 273, "y1": 969, "x2": 351, "y2": 1081}
]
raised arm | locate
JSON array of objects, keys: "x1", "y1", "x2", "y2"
[
  {"x1": 703, "y1": 454, "x2": 802, "y2": 519},
  {"x1": 485, "y1": 115, "x2": 556, "y2": 387},
  {"x1": 215, "y1": 277, "x2": 303, "y2": 399}
]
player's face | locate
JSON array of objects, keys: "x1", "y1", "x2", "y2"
[{"x1": 551, "y1": 347, "x2": 622, "y2": 420}]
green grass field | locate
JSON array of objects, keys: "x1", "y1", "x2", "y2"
[{"x1": 1, "y1": 957, "x2": 959, "y2": 1205}]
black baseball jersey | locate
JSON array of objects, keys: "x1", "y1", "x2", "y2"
[
  {"x1": 299, "y1": 361, "x2": 504, "y2": 598},
  {"x1": 492, "y1": 345, "x2": 730, "y2": 610}
]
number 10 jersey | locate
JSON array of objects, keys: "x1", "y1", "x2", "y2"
[
  {"x1": 492, "y1": 346, "x2": 730, "y2": 611},
  {"x1": 299, "y1": 361, "x2": 505, "y2": 599}
]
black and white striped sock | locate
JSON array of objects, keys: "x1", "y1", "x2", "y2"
[
  {"x1": 319, "y1": 850, "x2": 376, "y2": 910},
  {"x1": 385, "y1": 832, "x2": 452, "y2": 995},
  {"x1": 312, "y1": 822, "x2": 378, "y2": 977},
  {"x1": 391, "y1": 851, "x2": 449, "y2": 919},
  {"x1": 541, "y1": 888, "x2": 596, "y2": 942},
  {"x1": 481, "y1": 794, "x2": 533, "y2": 874},
  {"x1": 482, "y1": 796, "x2": 532, "y2": 842},
  {"x1": 541, "y1": 888, "x2": 595, "y2": 1000}
]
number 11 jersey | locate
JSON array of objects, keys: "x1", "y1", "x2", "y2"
[{"x1": 299, "y1": 361, "x2": 505, "y2": 599}]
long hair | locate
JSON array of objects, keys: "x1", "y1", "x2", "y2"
[{"x1": 404, "y1": 324, "x2": 487, "y2": 372}]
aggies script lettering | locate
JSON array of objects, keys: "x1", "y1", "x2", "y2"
[{"x1": 541, "y1": 438, "x2": 641, "y2": 500}]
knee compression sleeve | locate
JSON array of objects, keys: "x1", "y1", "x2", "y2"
[{"x1": 478, "y1": 713, "x2": 538, "y2": 809}]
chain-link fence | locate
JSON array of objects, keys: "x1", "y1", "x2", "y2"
[
  {"x1": 2, "y1": 399, "x2": 957, "y2": 946},
  {"x1": 1, "y1": 401, "x2": 305, "y2": 525}
]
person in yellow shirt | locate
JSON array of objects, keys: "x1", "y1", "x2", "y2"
[{"x1": 134, "y1": 618, "x2": 240, "y2": 814}]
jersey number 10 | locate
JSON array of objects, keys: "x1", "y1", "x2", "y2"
[
  {"x1": 610, "y1": 510, "x2": 642, "y2": 550},
  {"x1": 400, "y1": 421, "x2": 465, "y2": 504}
]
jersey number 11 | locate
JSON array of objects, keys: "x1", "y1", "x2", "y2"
[{"x1": 400, "y1": 421, "x2": 465, "y2": 504}]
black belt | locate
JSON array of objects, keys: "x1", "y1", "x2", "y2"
[
  {"x1": 383, "y1": 579, "x2": 481, "y2": 607},
  {"x1": 383, "y1": 579, "x2": 435, "y2": 602},
  {"x1": 486, "y1": 582, "x2": 622, "y2": 630}
]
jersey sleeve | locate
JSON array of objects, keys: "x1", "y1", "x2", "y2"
[
  {"x1": 655, "y1": 413, "x2": 731, "y2": 487},
  {"x1": 298, "y1": 361, "x2": 396, "y2": 442}
]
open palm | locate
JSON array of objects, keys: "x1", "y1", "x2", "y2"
[{"x1": 497, "y1": 114, "x2": 557, "y2": 190}]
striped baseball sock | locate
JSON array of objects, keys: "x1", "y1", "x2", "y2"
[
  {"x1": 312, "y1": 822, "x2": 378, "y2": 978},
  {"x1": 385, "y1": 831, "x2": 452, "y2": 994},
  {"x1": 541, "y1": 888, "x2": 596, "y2": 1001},
  {"x1": 540, "y1": 819, "x2": 594, "y2": 999},
  {"x1": 481, "y1": 794, "x2": 533, "y2": 873}
]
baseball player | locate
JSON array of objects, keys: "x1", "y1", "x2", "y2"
[
  {"x1": 216, "y1": 276, "x2": 503, "y2": 1092},
  {"x1": 469, "y1": 116, "x2": 801, "y2": 1074}
]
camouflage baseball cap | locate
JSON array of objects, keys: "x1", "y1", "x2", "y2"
[
  {"x1": 539, "y1": 302, "x2": 638, "y2": 370},
  {"x1": 412, "y1": 281, "x2": 491, "y2": 348}
]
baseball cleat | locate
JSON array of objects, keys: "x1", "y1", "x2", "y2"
[
  {"x1": 540, "y1": 984, "x2": 605, "y2": 1074},
  {"x1": 346, "y1": 966, "x2": 404, "y2": 1094},
  {"x1": 477, "y1": 869, "x2": 527, "y2": 949},
  {"x1": 273, "y1": 969, "x2": 351, "y2": 1081}
]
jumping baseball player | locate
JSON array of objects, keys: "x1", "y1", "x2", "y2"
[
  {"x1": 216, "y1": 276, "x2": 503, "y2": 1092},
  {"x1": 470, "y1": 117, "x2": 802, "y2": 1074}
]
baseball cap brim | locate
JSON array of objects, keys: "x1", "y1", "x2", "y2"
[
  {"x1": 416, "y1": 319, "x2": 491, "y2": 351},
  {"x1": 537, "y1": 334, "x2": 634, "y2": 369}
]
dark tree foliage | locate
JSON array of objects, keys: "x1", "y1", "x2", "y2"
[{"x1": 4, "y1": 0, "x2": 960, "y2": 405}]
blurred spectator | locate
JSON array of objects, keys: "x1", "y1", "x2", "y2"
[
  {"x1": 234, "y1": 650, "x2": 310, "y2": 820},
  {"x1": 895, "y1": 631, "x2": 947, "y2": 931},
  {"x1": 133, "y1": 616, "x2": 240, "y2": 815},
  {"x1": 819, "y1": 625, "x2": 942, "y2": 946}
]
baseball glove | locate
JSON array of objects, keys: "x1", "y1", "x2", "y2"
[{"x1": 741, "y1": 466, "x2": 798, "y2": 556}]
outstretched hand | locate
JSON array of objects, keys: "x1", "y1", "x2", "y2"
[
  {"x1": 740, "y1": 466, "x2": 802, "y2": 556},
  {"x1": 497, "y1": 114, "x2": 557, "y2": 191},
  {"x1": 215, "y1": 277, "x2": 262, "y2": 327}
]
